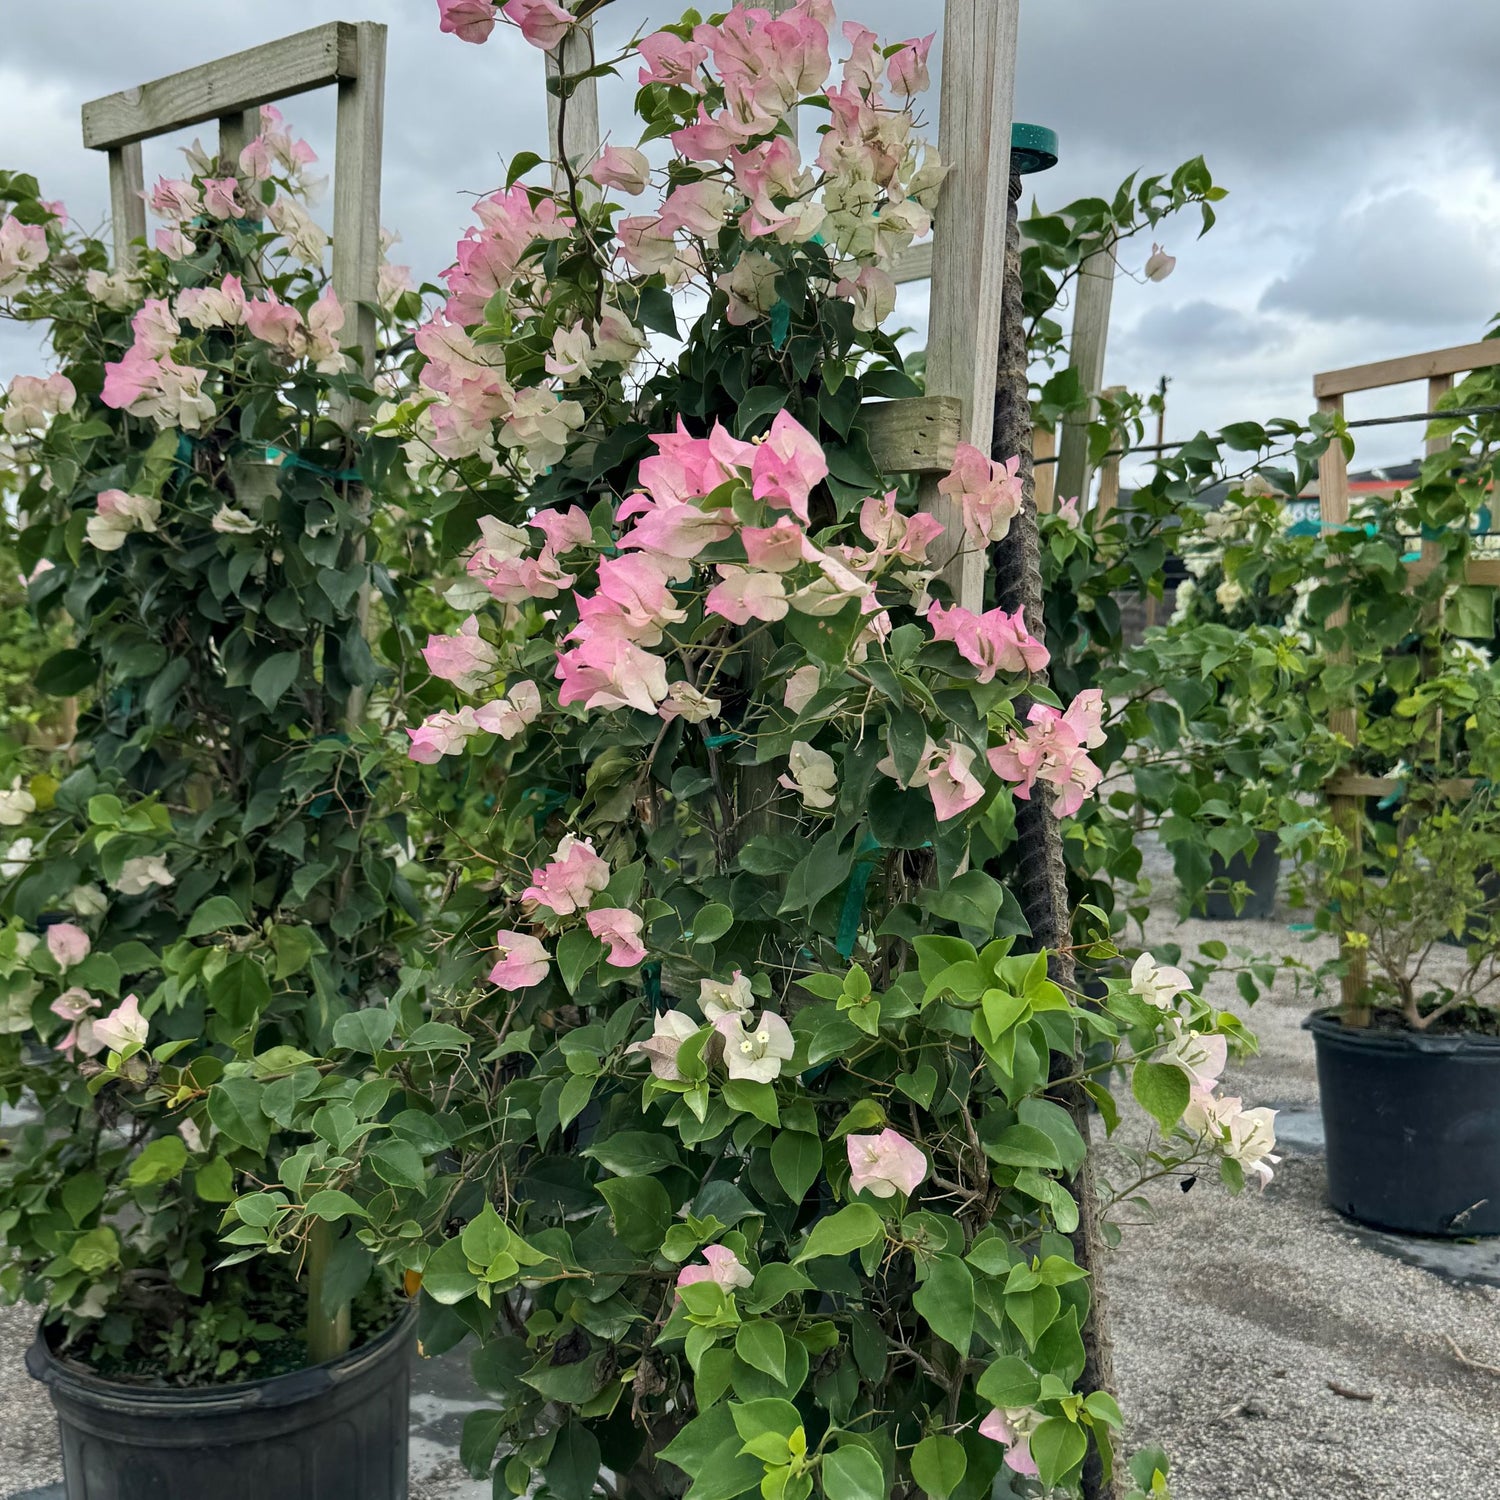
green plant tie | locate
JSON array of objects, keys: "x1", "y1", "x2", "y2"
[
  {"x1": 1285, "y1": 519, "x2": 1378, "y2": 539},
  {"x1": 643, "y1": 961, "x2": 662, "y2": 1011},
  {"x1": 769, "y1": 300, "x2": 791, "y2": 350},
  {"x1": 703, "y1": 732, "x2": 742, "y2": 749},
  {"x1": 834, "y1": 831, "x2": 883, "y2": 959},
  {"x1": 264, "y1": 445, "x2": 363, "y2": 483}
]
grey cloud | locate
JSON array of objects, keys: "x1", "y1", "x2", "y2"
[
  {"x1": 1128, "y1": 300, "x2": 1284, "y2": 359},
  {"x1": 1259, "y1": 188, "x2": 1500, "y2": 327}
]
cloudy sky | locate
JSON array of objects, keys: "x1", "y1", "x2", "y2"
[{"x1": 5, "y1": 0, "x2": 1500, "y2": 483}]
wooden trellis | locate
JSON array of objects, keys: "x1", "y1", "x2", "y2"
[
  {"x1": 81, "y1": 20, "x2": 388, "y2": 379},
  {"x1": 546, "y1": 1, "x2": 1019, "y2": 613},
  {"x1": 1315, "y1": 340, "x2": 1500, "y2": 1017}
]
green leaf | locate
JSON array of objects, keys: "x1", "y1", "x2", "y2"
[
  {"x1": 250, "y1": 651, "x2": 302, "y2": 709},
  {"x1": 35, "y1": 648, "x2": 97, "y2": 696},
  {"x1": 402, "y1": 1021, "x2": 472, "y2": 1051},
  {"x1": 1131, "y1": 1060, "x2": 1191, "y2": 1132},
  {"x1": 692, "y1": 902, "x2": 734, "y2": 943},
  {"x1": 822, "y1": 1444, "x2": 886, "y2": 1500},
  {"x1": 545, "y1": 1422, "x2": 602, "y2": 1500},
  {"x1": 194, "y1": 1156, "x2": 235, "y2": 1203},
  {"x1": 771, "y1": 1130, "x2": 822, "y2": 1204},
  {"x1": 332, "y1": 1008, "x2": 396, "y2": 1054},
  {"x1": 185, "y1": 896, "x2": 248, "y2": 938},
  {"x1": 794, "y1": 1204, "x2": 882, "y2": 1264},
  {"x1": 459, "y1": 1408, "x2": 507, "y2": 1479},
  {"x1": 975, "y1": 1356, "x2": 1040, "y2": 1408},
  {"x1": 1005, "y1": 1283, "x2": 1061, "y2": 1351},
  {"x1": 1028, "y1": 1417, "x2": 1087, "y2": 1491},
  {"x1": 304, "y1": 1189, "x2": 367, "y2": 1220},
  {"x1": 596, "y1": 1175, "x2": 671, "y2": 1255},
  {"x1": 722, "y1": 1078, "x2": 780, "y2": 1127},
  {"x1": 735, "y1": 1321, "x2": 787, "y2": 1384},
  {"x1": 208, "y1": 1077, "x2": 270, "y2": 1154},
  {"x1": 421, "y1": 1237, "x2": 477, "y2": 1304},
  {"x1": 913, "y1": 1254, "x2": 974, "y2": 1353},
  {"x1": 910, "y1": 1435, "x2": 966, "y2": 1500},
  {"x1": 369, "y1": 1140, "x2": 427, "y2": 1190},
  {"x1": 127, "y1": 1134, "x2": 188, "y2": 1187},
  {"x1": 583, "y1": 1131, "x2": 683, "y2": 1177}
]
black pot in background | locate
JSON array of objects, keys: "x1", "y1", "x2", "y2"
[
  {"x1": 26, "y1": 1302, "x2": 415, "y2": 1500},
  {"x1": 1308, "y1": 1009, "x2": 1500, "y2": 1236},
  {"x1": 1196, "y1": 831, "x2": 1281, "y2": 921}
]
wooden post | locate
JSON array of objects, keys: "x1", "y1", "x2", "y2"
[
  {"x1": 331, "y1": 22, "x2": 386, "y2": 381},
  {"x1": 1054, "y1": 241, "x2": 1116, "y2": 512},
  {"x1": 1318, "y1": 392, "x2": 1368, "y2": 1025},
  {"x1": 106, "y1": 144, "x2": 146, "y2": 272},
  {"x1": 547, "y1": 20, "x2": 601, "y2": 204},
  {"x1": 919, "y1": 0, "x2": 1020, "y2": 613},
  {"x1": 1093, "y1": 387, "x2": 1126, "y2": 522},
  {"x1": 1033, "y1": 427, "x2": 1057, "y2": 514}
]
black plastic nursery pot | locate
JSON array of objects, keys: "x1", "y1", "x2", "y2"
[
  {"x1": 1308, "y1": 1009, "x2": 1500, "y2": 1236},
  {"x1": 25, "y1": 1302, "x2": 415, "y2": 1500},
  {"x1": 1197, "y1": 831, "x2": 1280, "y2": 921}
]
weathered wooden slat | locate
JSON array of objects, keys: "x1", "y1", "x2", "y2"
[
  {"x1": 861, "y1": 396, "x2": 963, "y2": 476},
  {"x1": 331, "y1": 22, "x2": 386, "y2": 378},
  {"x1": 1033, "y1": 426, "x2": 1057, "y2": 513},
  {"x1": 1314, "y1": 340, "x2": 1500, "y2": 399},
  {"x1": 891, "y1": 241, "x2": 934, "y2": 286},
  {"x1": 82, "y1": 22, "x2": 359, "y2": 150},
  {"x1": 918, "y1": 0, "x2": 1020, "y2": 611},
  {"x1": 1405, "y1": 555, "x2": 1500, "y2": 589},
  {"x1": 1054, "y1": 242, "x2": 1115, "y2": 509},
  {"x1": 107, "y1": 143, "x2": 146, "y2": 272},
  {"x1": 1327, "y1": 773, "x2": 1477, "y2": 800}
]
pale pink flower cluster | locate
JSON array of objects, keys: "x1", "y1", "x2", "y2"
[
  {"x1": 988, "y1": 689, "x2": 1108, "y2": 819},
  {"x1": 55, "y1": 992, "x2": 147, "y2": 1061},
  {"x1": 2, "y1": 373, "x2": 75, "y2": 438},
  {"x1": 675, "y1": 1243, "x2": 753, "y2": 1296},
  {"x1": 86, "y1": 490, "x2": 162, "y2": 553},
  {"x1": 626, "y1": 970, "x2": 793, "y2": 1086},
  {"x1": 938, "y1": 444, "x2": 1025, "y2": 548},
  {"x1": 979, "y1": 1406, "x2": 1042, "y2": 1478},
  {"x1": 487, "y1": 834, "x2": 644, "y2": 990},
  {"x1": 406, "y1": 681, "x2": 541, "y2": 762},
  {"x1": 877, "y1": 737, "x2": 987, "y2": 823},
  {"x1": 1132, "y1": 951, "x2": 1280, "y2": 1188},
  {"x1": 926, "y1": 601, "x2": 1049, "y2": 684},
  {"x1": 0, "y1": 215, "x2": 49, "y2": 297},
  {"x1": 847, "y1": 1128, "x2": 927, "y2": 1198},
  {"x1": 416, "y1": 1, "x2": 946, "y2": 484}
]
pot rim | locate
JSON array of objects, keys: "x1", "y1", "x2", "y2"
[
  {"x1": 26, "y1": 1297, "x2": 415, "y2": 1413},
  {"x1": 1305, "y1": 1005, "x2": 1500, "y2": 1055}
]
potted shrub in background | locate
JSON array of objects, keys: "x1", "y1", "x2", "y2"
[
  {"x1": 1276, "y1": 364, "x2": 1500, "y2": 1236},
  {"x1": 0, "y1": 117, "x2": 427, "y2": 1499},
  {"x1": 220, "y1": 8, "x2": 1282, "y2": 1500}
]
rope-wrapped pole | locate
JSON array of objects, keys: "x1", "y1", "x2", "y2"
[{"x1": 991, "y1": 171, "x2": 1124, "y2": 1500}]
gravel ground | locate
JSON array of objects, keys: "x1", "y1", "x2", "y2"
[
  {"x1": 5, "y1": 838, "x2": 1500, "y2": 1499},
  {"x1": 1109, "y1": 838, "x2": 1500, "y2": 1500}
]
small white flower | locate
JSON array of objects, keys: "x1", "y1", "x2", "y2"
[
  {"x1": 211, "y1": 506, "x2": 258, "y2": 535},
  {"x1": 0, "y1": 778, "x2": 35, "y2": 827},
  {"x1": 112, "y1": 855, "x2": 174, "y2": 896}
]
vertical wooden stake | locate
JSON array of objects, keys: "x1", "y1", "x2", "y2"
[
  {"x1": 1033, "y1": 427, "x2": 1057, "y2": 514},
  {"x1": 1318, "y1": 393, "x2": 1368, "y2": 1025},
  {"x1": 331, "y1": 21, "x2": 386, "y2": 383},
  {"x1": 107, "y1": 142, "x2": 146, "y2": 273},
  {"x1": 920, "y1": 0, "x2": 1020, "y2": 613},
  {"x1": 547, "y1": 20, "x2": 601, "y2": 205},
  {"x1": 1054, "y1": 242, "x2": 1116, "y2": 512}
]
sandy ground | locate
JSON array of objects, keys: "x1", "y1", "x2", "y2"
[{"x1": 5, "y1": 839, "x2": 1500, "y2": 1499}]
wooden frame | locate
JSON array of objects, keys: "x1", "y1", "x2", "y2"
[
  {"x1": 543, "y1": 2, "x2": 1018, "y2": 612},
  {"x1": 81, "y1": 20, "x2": 386, "y2": 375},
  {"x1": 1317, "y1": 339, "x2": 1500, "y2": 1013}
]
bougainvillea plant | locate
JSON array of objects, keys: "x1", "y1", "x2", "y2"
[
  {"x1": 0, "y1": 116, "x2": 425, "y2": 1383},
  {"x1": 216, "y1": 5, "x2": 1277, "y2": 1497}
]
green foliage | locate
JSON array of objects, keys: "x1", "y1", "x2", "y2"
[{"x1": 0, "y1": 138, "x2": 422, "y2": 1381}]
